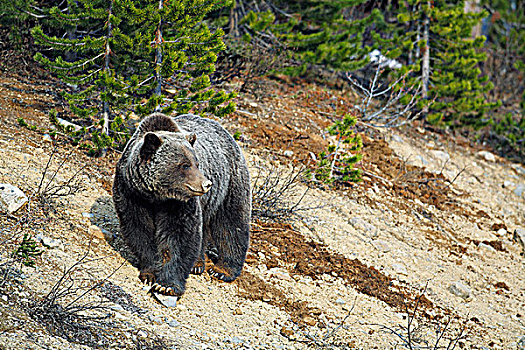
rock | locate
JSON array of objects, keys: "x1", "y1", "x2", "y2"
[
  {"x1": 148, "y1": 315, "x2": 164, "y2": 325},
  {"x1": 82, "y1": 212, "x2": 94, "y2": 218},
  {"x1": 283, "y1": 150, "x2": 294, "y2": 157},
  {"x1": 517, "y1": 335, "x2": 525, "y2": 350},
  {"x1": 448, "y1": 281, "x2": 471, "y2": 300},
  {"x1": 503, "y1": 180, "x2": 516, "y2": 189},
  {"x1": 0, "y1": 184, "x2": 28, "y2": 214},
  {"x1": 514, "y1": 184, "x2": 525, "y2": 197},
  {"x1": 430, "y1": 150, "x2": 450, "y2": 163},
  {"x1": 335, "y1": 298, "x2": 345, "y2": 305},
  {"x1": 42, "y1": 134, "x2": 53, "y2": 143},
  {"x1": 302, "y1": 315, "x2": 317, "y2": 326},
  {"x1": 168, "y1": 319, "x2": 180, "y2": 327},
  {"x1": 496, "y1": 228, "x2": 507, "y2": 237},
  {"x1": 372, "y1": 240, "x2": 391, "y2": 253},
  {"x1": 392, "y1": 263, "x2": 408, "y2": 275},
  {"x1": 478, "y1": 242, "x2": 496, "y2": 254},
  {"x1": 513, "y1": 228, "x2": 525, "y2": 251},
  {"x1": 349, "y1": 217, "x2": 378, "y2": 238},
  {"x1": 88, "y1": 225, "x2": 113, "y2": 241},
  {"x1": 392, "y1": 135, "x2": 404, "y2": 143},
  {"x1": 155, "y1": 295, "x2": 178, "y2": 308},
  {"x1": 266, "y1": 267, "x2": 293, "y2": 281},
  {"x1": 36, "y1": 234, "x2": 61, "y2": 249},
  {"x1": 477, "y1": 151, "x2": 496, "y2": 162},
  {"x1": 511, "y1": 164, "x2": 525, "y2": 176},
  {"x1": 1, "y1": 295, "x2": 7, "y2": 302},
  {"x1": 414, "y1": 155, "x2": 429, "y2": 166},
  {"x1": 248, "y1": 102, "x2": 258, "y2": 108}
]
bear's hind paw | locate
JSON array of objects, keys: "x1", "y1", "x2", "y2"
[
  {"x1": 208, "y1": 265, "x2": 238, "y2": 282},
  {"x1": 191, "y1": 260, "x2": 206, "y2": 275},
  {"x1": 150, "y1": 282, "x2": 183, "y2": 296}
]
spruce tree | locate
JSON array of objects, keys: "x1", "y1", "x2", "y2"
[
  {"x1": 31, "y1": 0, "x2": 234, "y2": 155},
  {"x1": 394, "y1": 0, "x2": 499, "y2": 126}
]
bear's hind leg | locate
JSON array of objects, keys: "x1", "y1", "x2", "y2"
[{"x1": 207, "y1": 190, "x2": 251, "y2": 282}]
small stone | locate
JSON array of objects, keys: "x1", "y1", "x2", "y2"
[
  {"x1": 233, "y1": 308, "x2": 243, "y2": 315},
  {"x1": 496, "y1": 228, "x2": 507, "y2": 236},
  {"x1": 1, "y1": 295, "x2": 7, "y2": 302},
  {"x1": 82, "y1": 212, "x2": 94, "y2": 218},
  {"x1": 231, "y1": 336, "x2": 243, "y2": 344},
  {"x1": 392, "y1": 263, "x2": 408, "y2": 275},
  {"x1": 349, "y1": 217, "x2": 378, "y2": 238},
  {"x1": 477, "y1": 151, "x2": 496, "y2": 162},
  {"x1": 417, "y1": 127, "x2": 425, "y2": 134},
  {"x1": 514, "y1": 184, "x2": 525, "y2": 197},
  {"x1": 511, "y1": 164, "x2": 525, "y2": 176},
  {"x1": 266, "y1": 267, "x2": 292, "y2": 281},
  {"x1": 168, "y1": 319, "x2": 180, "y2": 327},
  {"x1": 503, "y1": 180, "x2": 516, "y2": 189},
  {"x1": 448, "y1": 281, "x2": 471, "y2": 299},
  {"x1": 36, "y1": 234, "x2": 61, "y2": 249},
  {"x1": 478, "y1": 242, "x2": 496, "y2": 254},
  {"x1": 335, "y1": 298, "x2": 345, "y2": 305},
  {"x1": 42, "y1": 134, "x2": 53, "y2": 143},
  {"x1": 283, "y1": 150, "x2": 294, "y2": 157},
  {"x1": 517, "y1": 335, "x2": 525, "y2": 350},
  {"x1": 372, "y1": 240, "x2": 391, "y2": 253},
  {"x1": 392, "y1": 135, "x2": 404, "y2": 143},
  {"x1": 414, "y1": 155, "x2": 429, "y2": 166},
  {"x1": 513, "y1": 228, "x2": 525, "y2": 250},
  {"x1": 280, "y1": 326, "x2": 294, "y2": 338},
  {"x1": 302, "y1": 315, "x2": 317, "y2": 326},
  {"x1": 430, "y1": 150, "x2": 450, "y2": 163},
  {"x1": 248, "y1": 102, "x2": 258, "y2": 108},
  {"x1": 0, "y1": 183, "x2": 28, "y2": 214},
  {"x1": 155, "y1": 295, "x2": 178, "y2": 308},
  {"x1": 148, "y1": 315, "x2": 163, "y2": 325}
]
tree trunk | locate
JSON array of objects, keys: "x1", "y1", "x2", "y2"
[
  {"x1": 154, "y1": 0, "x2": 164, "y2": 107},
  {"x1": 421, "y1": 2, "x2": 430, "y2": 100},
  {"x1": 102, "y1": 0, "x2": 114, "y2": 138}
]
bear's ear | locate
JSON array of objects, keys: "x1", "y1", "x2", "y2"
[
  {"x1": 140, "y1": 132, "x2": 162, "y2": 161},
  {"x1": 185, "y1": 133, "x2": 197, "y2": 146}
]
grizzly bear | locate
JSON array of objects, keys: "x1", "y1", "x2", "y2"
[{"x1": 113, "y1": 113, "x2": 251, "y2": 296}]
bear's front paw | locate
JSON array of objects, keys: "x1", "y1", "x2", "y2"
[
  {"x1": 208, "y1": 265, "x2": 238, "y2": 282},
  {"x1": 191, "y1": 259, "x2": 206, "y2": 275},
  {"x1": 139, "y1": 268, "x2": 158, "y2": 286},
  {"x1": 150, "y1": 282, "x2": 184, "y2": 297}
]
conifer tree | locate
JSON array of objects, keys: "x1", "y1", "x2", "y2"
[
  {"x1": 31, "y1": 0, "x2": 234, "y2": 155},
  {"x1": 394, "y1": 0, "x2": 500, "y2": 126}
]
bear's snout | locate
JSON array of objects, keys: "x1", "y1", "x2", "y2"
[{"x1": 185, "y1": 177, "x2": 212, "y2": 196}]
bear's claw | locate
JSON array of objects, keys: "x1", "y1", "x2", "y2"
[
  {"x1": 208, "y1": 266, "x2": 236, "y2": 282},
  {"x1": 150, "y1": 282, "x2": 182, "y2": 296}
]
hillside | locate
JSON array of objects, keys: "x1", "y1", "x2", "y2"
[{"x1": 0, "y1": 63, "x2": 524, "y2": 350}]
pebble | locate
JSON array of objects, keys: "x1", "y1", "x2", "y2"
[
  {"x1": 392, "y1": 263, "x2": 408, "y2": 275},
  {"x1": 168, "y1": 319, "x2": 180, "y2": 327},
  {"x1": 283, "y1": 150, "x2": 294, "y2": 157},
  {"x1": 478, "y1": 242, "x2": 496, "y2": 254},
  {"x1": 372, "y1": 240, "x2": 391, "y2": 253},
  {"x1": 42, "y1": 134, "x2": 53, "y2": 142},
  {"x1": 503, "y1": 180, "x2": 516, "y2": 189},
  {"x1": 511, "y1": 164, "x2": 525, "y2": 176},
  {"x1": 335, "y1": 298, "x2": 345, "y2": 305},
  {"x1": 430, "y1": 150, "x2": 450, "y2": 163},
  {"x1": 1, "y1": 295, "x2": 7, "y2": 302},
  {"x1": 448, "y1": 281, "x2": 471, "y2": 300},
  {"x1": 513, "y1": 228, "x2": 525, "y2": 251},
  {"x1": 148, "y1": 315, "x2": 164, "y2": 325},
  {"x1": 514, "y1": 184, "x2": 525, "y2": 197},
  {"x1": 36, "y1": 233, "x2": 62, "y2": 249},
  {"x1": 496, "y1": 228, "x2": 507, "y2": 236},
  {"x1": 391, "y1": 135, "x2": 404, "y2": 143},
  {"x1": 414, "y1": 155, "x2": 429, "y2": 166},
  {"x1": 477, "y1": 151, "x2": 496, "y2": 162},
  {"x1": 155, "y1": 295, "x2": 179, "y2": 308},
  {"x1": 349, "y1": 217, "x2": 378, "y2": 238},
  {"x1": 517, "y1": 335, "x2": 525, "y2": 350},
  {"x1": 0, "y1": 183, "x2": 28, "y2": 214}
]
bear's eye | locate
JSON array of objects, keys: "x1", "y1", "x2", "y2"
[{"x1": 181, "y1": 163, "x2": 191, "y2": 170}]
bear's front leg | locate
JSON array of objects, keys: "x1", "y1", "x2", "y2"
[
  {"x1": 150, "y1": 200, "x2": 202, "y2": 296},
  {"x1": 113, "y1": 182, "x2": 162, "y2": 285}
]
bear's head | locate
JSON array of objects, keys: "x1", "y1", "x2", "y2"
[{"x1": 130, "y1": 130, "x2": 212, "y2": 202}]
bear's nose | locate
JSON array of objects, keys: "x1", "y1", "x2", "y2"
[{"x1": 201, "y1": 180, "x2": 212, "y2": 193}]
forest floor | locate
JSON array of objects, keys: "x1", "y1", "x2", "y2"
[{"x1": 0, "y1": 59, "x2": 524, "y2": 350}]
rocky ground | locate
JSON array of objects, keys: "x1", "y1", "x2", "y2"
[{"x1": 0, "y1": 62, "x2": 524, "y2": 350}]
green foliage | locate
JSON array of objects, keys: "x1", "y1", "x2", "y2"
[
  {"x1": 14, "y1": 233, "x2": 43, "y2": 267},
  {"x1": 12, "y1": 0, "x2": 234, "y2": 156},
  {"x1": 315, "y1": 113, "x2": 362, "y2": 184},
  {"x1": 392, "y1": 0, "x2": 499, "y2": 127},
  {"x1": 491, "y1": 113, "x2": 525, "y2": 159}
]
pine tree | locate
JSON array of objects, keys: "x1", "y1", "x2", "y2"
[
  {"x1": 394, "y1": 0, "x2": 500, "y2": 127},
  {"x1": 30, "y1": 0, "x2": 234, "y2": 156}
]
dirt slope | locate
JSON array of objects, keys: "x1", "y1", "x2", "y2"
[{"x1": 0, "y1": 67, "x2": 524, "y2": 350}]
